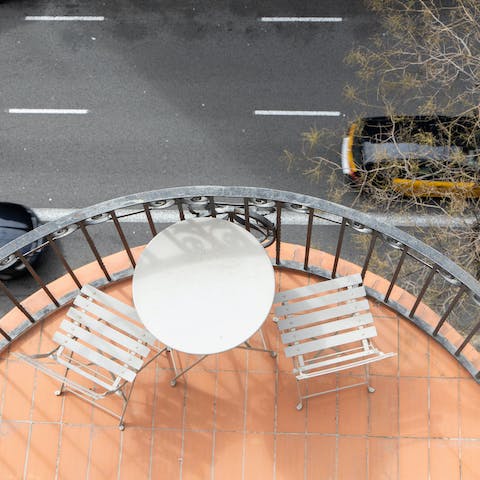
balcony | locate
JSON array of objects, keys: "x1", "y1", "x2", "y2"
[{"x1": 1, "y1": 187, "x2": 479, "y2": 479}]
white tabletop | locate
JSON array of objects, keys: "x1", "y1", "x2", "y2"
[{"x1": 132, "y1": 217, "x2": 275, "y2": 355}]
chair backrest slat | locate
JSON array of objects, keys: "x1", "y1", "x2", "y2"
[
  {"x1": 60, "y1": 319, "x2": 144, "y2": 370},
  {"x1": 275, "y1": 286, "x2": 366, "y2": 316},
  {"x1": 281, "y1": 312, "x2": 374, "y2": 344},
  {"x1": 67, "y1": 307, "x2": 150, "y2": 357},
  {"x1": 53, "y1": 332, "x2": 137, "y2": 382},
  {"x1": 277, "y1": 299, "x2": 370, "y2": 330},
  {"x1": 74, "y1": 295, "x2": 156, "y2": 345},
  {"x1": 284, "y1": 326, "x2": 378, "y2": 358},
  {"x1": 81, "y1": 284, "x2": 139, "y2": 319},
  {"x1": 274, "y1": 273, "x2": 363, "y2": 303}
]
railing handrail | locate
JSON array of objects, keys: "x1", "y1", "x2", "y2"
[
  {"x1": 1, "y1": 186, "x2": 479, "y2": 380},
  {"x1": 1, "y1": 186, "x2": 478, "y2": 297}
]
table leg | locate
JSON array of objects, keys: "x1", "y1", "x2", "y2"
[
  {"x1": 238, "y1": 339, "x2": 277, "y2": 358},
  {"x1": 170, "y1": 354, "x2": 209, "y2": 386}
]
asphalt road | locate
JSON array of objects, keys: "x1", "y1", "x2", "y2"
[{"x1": 0, "y1": 0, "x2": 378, "y2": 208}]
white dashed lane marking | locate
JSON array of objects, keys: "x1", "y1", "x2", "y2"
[
  {"x1": 254, "y1": 110, "x2": 341, "y2": 116},
  {"x1": 25, "y1": 16, "x2": 105, "y2": 21},
  {"x1": 8, "y1": 109, "x2": 89, "y2": 114},
  {"x1": 259, "y1": 17, "x2": 343, "y2": 23}
]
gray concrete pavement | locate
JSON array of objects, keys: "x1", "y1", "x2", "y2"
[
  {"x1": 0, "y1": 1, "x2": 379, "y2": 311},
  {"x1": 0, "y1": 0, "x2": 377, "y2": 207}
]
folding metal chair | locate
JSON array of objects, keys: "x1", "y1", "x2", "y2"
[
  {"x1": 274, "y1": 273, "x2": 396, "y2": 410},
  {"x1": 16, "y1": 284, "x2": 170, "y2": 430}
]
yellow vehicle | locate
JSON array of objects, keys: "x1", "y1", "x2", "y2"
[{"x1": 341, "y1": 116, "x2": 480, "y2": 197}]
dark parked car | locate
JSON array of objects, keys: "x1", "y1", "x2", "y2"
[
  {"x1": 341, "y1": 115, "x2": 480, "y2": 197},
  {"x1": 0, "y1": 202, "x2": 45, "y2": 280}
]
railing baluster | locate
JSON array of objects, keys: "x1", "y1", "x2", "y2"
[
  {"x1": 110, "y1": 211, "x2": 136, "y2": 268},
  {"x1": 455, "y1": 319, "x2": 480, "y2": 356},
  {"x1": 244, "y1": 198, "x2": 251, "y2": 232},
  {"x1": 361, "y1": 231, "x2": 378, "y2": 279},
  {"x1": 0, "y1": 327, "x2": 11, "y2": 342},
  {"x1": 433, "y1": 285, "x2": 466, "y2": 336},
  {"x1": 208, "y1": 196, "x2": 216, "y2": 218},
  {"x1": 385, "y1": 246, "x2": 409, "y2": 302},
  {"x1": 143, "y1": 203, "x2": 157, "y2": 236},
  {"x1": 78, "y1": 221, "x2": 112, "y2": 281},
  {"x1": 409, "y1": 265, "x2": 437, "y2": 318},
  {"x1": 332, "y1": 218, "x2": 347, "y2": 279},
  {"x1": 15, "y1": 251, "x2": 60, "y2": 307},
  {"x1": 176, "y1": 199, "x2": 185, "y2": 221},
  {"x1": 303, "y1": 208, "x2": 314, "y2": 270},
  {"x1": 46, "y1": 235, "x2": 82, "y2": 289},
  {"x1": 0, "y1": 280, "x2": 34, "y2": 323},
  {"x1": 275, "y1": 202, "x2": 282, "y2": 265}
]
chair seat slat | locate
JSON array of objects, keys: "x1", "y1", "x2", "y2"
[
  {"x1": 67, "y1": 307, "x2": 150, "y2": 356},
  {"x1": 60, "y1": 319, "x2": 144, "y2": 370},
  {"x1": 55, "y1": 355, "x2": 117, "y2": 391},
  {"x1": 274, "y1": 274, "x2": 363, "y2": 302},
  {"x1": 53, "y1": 332, "x2": 137, "y2": 382},
  {"x1": 275, "y1": 286, "x2": 366, "y2": 316},
  {"x1": 298, "y1": 347, "x2": 376, "y2": 372},
  {"x1": 281, "y1": 313, "x2": 374, "y2": 344},
  {"x1": 295, "y1": 351, "x2": 397, "y2": 379},
  {"x1": 15, "y1": 353, "x2": 108, "y2": 397},
  {"x1": 284, "y1": 326, "x2": 378, "y2": 357},
  {"x1": 277, "y1": 299, "x2": 370, "y2": 330}
]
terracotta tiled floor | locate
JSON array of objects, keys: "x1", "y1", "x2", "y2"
[{"x1": 1, "y1": 259, "x2": 480, "y2": 479}]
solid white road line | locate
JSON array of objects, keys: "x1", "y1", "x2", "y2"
[
  {"x1": 255, "y1": 110, "x2": 341, "y2": 116},
  {"x1": 32, "y1": 208, "x2": 474, "y2": 228},
  {"x1": 25, "y1": 16, "x2": 104, "y2": 21},
  {"x1": 8, "y1": 109, "x2": 89, "y2": 114},
  {"x1": 260, "y1": 17, "x2": 342, "y2": 22}
]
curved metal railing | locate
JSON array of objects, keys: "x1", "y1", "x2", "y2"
[{"x1": 1, "y1": 186, "x2": 479, "y2": 380}]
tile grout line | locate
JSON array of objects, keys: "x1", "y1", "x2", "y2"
[
  {"x1": 54, "y1": 384, "x2": 67, "y2": 480},
  {"x1": 116, "y1": 426, "x2": 124, "y2": 480},
  {"x1": 241, "y1": 350, "x2": 249, "y2": 480},
  {"x1": 366, "y1": 367, "x2": 371, "y2": 480},
  {"x1": 21, "y1": 359, "x2": 34, "y2": 479},
  {"x1": 23, "y1": 321, "x2": 45, "y2": 479},
  {"x1": 427, "y1": 336, "x2": 432, "y2": 478},
  {"x1": 148, "y1": 358, "x2": 161, "y2": 480},
  {"x1": 396, "y1": 312, "x2": 400, "y2": 479},
  {"x1": 210, "y1": 355, "x2": 219, "y2": 480},
  {"x1": 457, "y1": 364, "x2": 463, "y2": 479},
  {"x1": 178, "y1": 364, "x2": 188, "y2": 480},
  {"x1": 85, "y1": 379, "x2": 96, "y2": 480},
  {"x1": 54, "y1": 313, "x2": 67, "y2": 480},
  {"x1": 272, "y1": 269, "x2": 285, "y2": 480},
  {"x1": 335, "y1": 374, "x2": 339, "y2": 478},
  {"x1": 303, "y1": 271, "x2": 313, "y2": 480},
  {"x1": 0, "y1": 356, "x2": 8, "y2": 422}
]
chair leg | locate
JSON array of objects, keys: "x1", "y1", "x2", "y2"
[
  {"x1": 295, "y1": 378, "x2": 304, "y2": 411},
  {"x1": 118, "y1": 379, "x2": 136, "y2": 431},
  {"x1": 364, "y1": 364, "x2": 375, "y2": 393},
  {"x1": 55, "y1": 351, "x2": 75, "y2": 396}
]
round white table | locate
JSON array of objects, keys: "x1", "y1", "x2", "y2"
[{"x1": 133, "y1": 218, "x2": 275, "y2": 364}]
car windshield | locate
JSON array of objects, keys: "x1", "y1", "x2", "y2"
[{"x1": 362, "y1": 142, "x2": 464, "y2": 165}]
